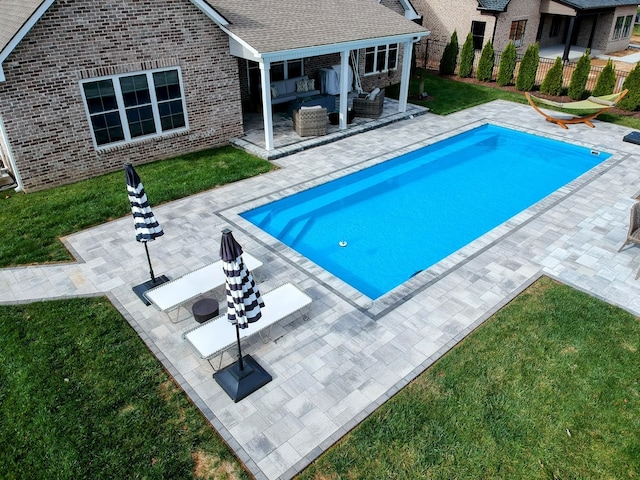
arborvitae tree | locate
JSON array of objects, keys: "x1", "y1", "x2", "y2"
[
  {"x1": 497, "y1": 41, "x2": 517, "y2": 87},
  {"x1": 568, "y1": 51, "x2": 591, "y2": 100},
  {"x1": 618, "y1": 62, "x2": 640, "y2": 111},
  {"x1": 540, "y1": 57, "x2": 564, "y2": 95},
  {"x1": 439, "y1": 31, "x2": 459, "y2": 76},
  {"x1": 592, "y1": 58, "x2": 617, "y2": 96},
  {"x1": 515, "y1": 42, "x2": 539, "y2": 91},
  {"x1": 458, "y1": 33, "x2": 475, "y2": 78},
  {"x1": 476, "y1": 41, "x2": 495, "y2": 82}
]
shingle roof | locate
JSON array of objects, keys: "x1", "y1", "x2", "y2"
[
  {"x1": 0, "y1": 0, "x2": 47, "y2": 54},
  {"x1": 477, "y1": 0, "x2": 510, "y2": 12},
  {"x1": 204, "y1": 0, "x2": 429, "y2": 54},
  {"x1": 557, "y1": 0, "x2": 639, "y2": 8},
  {"x1": 0, "y1": 0, "x2": 428, "y2": 63},
  {"x1": 477, "y1": 0, "x2": 638, "y2": 12}
]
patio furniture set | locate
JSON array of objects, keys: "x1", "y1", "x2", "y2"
[
  {"x1": 143, "y1": 253, "x2": 313, "y2": 371},
  {"x1": 292, "y1": 87, "x2": 386, "y2": 137}
]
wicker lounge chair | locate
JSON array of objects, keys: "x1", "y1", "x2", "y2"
[
  {"x1": 353, "y1": 88, "x2": 385, "y2": 119},
  {"x1": 293, "y1": 106, "x2": 327, "y2": 137},
  {"x1": 525, "y1": 89, "x2": 628, "y2": 129},
  {"x1": 618, "y1": 202, "x2": 640, "y2": 279}
]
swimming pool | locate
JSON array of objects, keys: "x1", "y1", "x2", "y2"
[{"x1": 241, "y1": 124, "x2": 610, "y2": 299}]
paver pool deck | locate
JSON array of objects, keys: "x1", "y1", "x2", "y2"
[{"x1": 3, "y1": 99, "x2": 640, "y2": 479}]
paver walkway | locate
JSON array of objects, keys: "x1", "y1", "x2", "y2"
[{"x1": 2, "y1": 100, "x2": 640, "y2": 479}]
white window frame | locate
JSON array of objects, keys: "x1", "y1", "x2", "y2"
[
  {"x1": 364, "y1": 44, "x2": 399, "y2": 76},
  {"x1": 613, "y1": 15, "x2": 624, "y2": 40},
  {"x1": 80, "y1": 67, "x2": 188, "y2": 150},
  {"x1": 622, "y1": 15, "x2": 634, "y2": 38},
  {"x1": 269, "y1": 59, "x2": 304, "y2": 81}
]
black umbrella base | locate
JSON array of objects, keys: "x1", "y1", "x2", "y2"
[
  {"x1": 132, "y1": 275, "x2": 170, "y2": 305},
  {"x1": 214, "y1": 355, "x2": 272, "y2": 403}
]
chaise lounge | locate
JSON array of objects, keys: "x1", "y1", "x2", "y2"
[{"x1": 182, "y1": 282, "x2": 312, "y2": 369}]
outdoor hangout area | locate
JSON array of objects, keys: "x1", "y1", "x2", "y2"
[{"x1": 3, "y1": 94, "x2": 640, "y2": 478}]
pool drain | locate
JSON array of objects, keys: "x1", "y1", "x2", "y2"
[{"x1": 339, "y1": 240, "x2": 347, "y2": 247}]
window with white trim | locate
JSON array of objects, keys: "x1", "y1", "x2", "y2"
[
  {"x1": 269, "y1": 59, "x2": 303, "y2": 82},
  {"x1": 509, "y1": 19, "x2": 527, "y2": 47},
  {"x1": 623, "y1": 15, "x2": 634, "y2": 38},
  {"x1": 81, "y1": 68, "x2": 187, "y2": 147},
  {"x1": 364, "y1": 44, "x2": 398, "y2": 75},
  {"x1": 613, "y1": 15, "x2": 625, "y2": 40}
]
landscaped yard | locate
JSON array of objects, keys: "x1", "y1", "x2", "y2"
[
  {"x1": 298, "y1": 276, "x2": 640, "y2": 479},
  {"x1": 1, "y1": 73, "x2": 639, "y2": 479}
]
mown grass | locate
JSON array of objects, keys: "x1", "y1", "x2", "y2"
[
  {"x1": 0, "y1": 146, "x2": 273, "y2": 267},
  {"x1": 388, "y1": 69, "x2": 640, "y2": 130},
  {"x1": 298, "y1": 276, "x2": 640, "y2": 479},
  {"x1": 0, "y1": 297, "x2": 249, "y2": 479}
]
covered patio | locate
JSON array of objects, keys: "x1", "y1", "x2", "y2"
[
  {"x1": 232, "y1": 96, "x2": 429, "y2": 159},
  {"x1": 206, "y1": 0, "x2": 430, "y2": 152}
]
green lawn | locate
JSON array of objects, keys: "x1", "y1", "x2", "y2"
[
  {"x1": 0, "y1": 146, "x2": 273, "y2": 268},
  {"x1": 298, "y1": 277, "x2": 640, "y2": 479},
  {"x1": 0, "y1": 297, "x2": 249, "y2": 479},
  {"x1": 388, "y1": 69, "x2": 640, "y2": 130}
]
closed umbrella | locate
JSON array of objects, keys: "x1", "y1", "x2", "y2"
[
  {"x1": 214, "y1": 228, "x2": 272, "y2": 402},
  {"x1": 125, "y1": 162, "x2": 169, "y2": 303}
]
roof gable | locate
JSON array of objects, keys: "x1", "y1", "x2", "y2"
[{"x1": 204, "y1": 0, "x2": 428, "y2": 56}]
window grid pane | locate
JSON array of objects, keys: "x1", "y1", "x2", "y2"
[
  {"x1": 364, "y1": 47, "x2": 375, "y2": 73},
  {"x1": 376, "y1": 46, "x2": 387, "y2": 72},
  {"x1": 158, "y1": 100, "x2": 185, "y2": 131},
  {"x1": 83, "y1": 68, "x2": 185, "y2": 147},
  {"x1": 388, "y1": 44, "x2": 398, "y2": 70}
]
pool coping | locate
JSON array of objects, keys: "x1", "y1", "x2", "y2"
[{"x1": 218, "y1": 117, "x2": 630, "y2": 319}]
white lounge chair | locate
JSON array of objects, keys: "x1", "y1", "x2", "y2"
[
  {"x1": 144, "y1": 253, "x2": 263, "y2": 322},
  {"x1": 182, "y1": 282, "x2": 312, "y2": 370}
]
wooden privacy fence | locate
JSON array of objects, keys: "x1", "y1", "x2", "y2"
[{"x1": 419, "y1": 39, "x2": 629, "y2": 93}]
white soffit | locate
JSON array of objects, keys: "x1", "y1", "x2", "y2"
[{"x1": 540, "y1": 0, "x2": 577, "y2": 17}]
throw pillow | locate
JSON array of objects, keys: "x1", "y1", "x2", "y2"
[
  {"x1": 270, "y1": 85, "x2": 278, "y2": 98},
  {"x1": 306, "y1": 79, "x2": 315, "y2": 91},
  {"x1": 367, "y1": 87, "x2": 381, "y2": 101},
  {"x1": 296, "y1": 80, "x2": 308, "y2": 93}
]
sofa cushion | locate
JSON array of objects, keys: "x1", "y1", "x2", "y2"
[
  {"x1": 367, "y1": 87, "x2": 381, "y2": 101},
  {"x1": 270, "y1": 85, "x2": 278, "y2": 98},
  {"x1": 296, "y1": 79, "x2": 308, "y2": 93}
]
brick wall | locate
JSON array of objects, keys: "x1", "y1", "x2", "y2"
[
  {"x1": 492, "y1": 0, "x2": 541, "y2": 52},
  {"x1": 0, "y1": 0, "x2": 243, "y2": 192}
]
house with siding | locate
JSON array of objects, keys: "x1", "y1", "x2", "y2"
[
  {"x1": 412, "y1": 0, "x2": 638, "y2": 60},
  {"x1": 0, "y1": 0, "x2": 428, "y2": 192}
]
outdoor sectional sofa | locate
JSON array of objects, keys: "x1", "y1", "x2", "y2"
[{"x1": 269, "y1": 75, "x2": 320, "y2": 105}]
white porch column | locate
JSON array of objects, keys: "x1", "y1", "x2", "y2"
[
  {"x1": 259, "y1": 60, "x2": 274, "y2": 151},
  {"x1": 0, "y1": 114, "x2": 22, "y2": 192},
  {"x1": 339, "y1": 50, "x2": 350, "y2": 130},
  {"x1": 398, "y1": 39, "x2": 414, "y2": 112}
]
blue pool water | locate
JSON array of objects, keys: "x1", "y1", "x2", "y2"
[{"x1": 241, "y1": 124, "x2": 610, "y2": 299}]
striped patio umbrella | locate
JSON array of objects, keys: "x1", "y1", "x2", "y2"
[
  {"x1": 216, "y1": 228, "x2": 270, "y2": 402},
  {"x1": 125, "y1": 162, "x2": 164, "y2": 285}
]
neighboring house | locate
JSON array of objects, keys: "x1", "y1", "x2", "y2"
[
  {"x1": 412, "y1": 0, "x2": 638, "y2": 59},
  {"x1": 0, "y1": 0, "x2": 429, "y2": 192}
]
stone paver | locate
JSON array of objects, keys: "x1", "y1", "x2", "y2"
[{"x1": 2, "y1": 100, "x2": 640, "y2": 479}]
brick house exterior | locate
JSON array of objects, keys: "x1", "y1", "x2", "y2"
[
  {"x1": 0, "y1": 0, "x2": 243, "y2": 192},
  {"x1": 0, "y1": 0, "x2": 428, "y2": 192},
  {"x1": 411, "y1": 0, "x2": 638, "y2": 57}
]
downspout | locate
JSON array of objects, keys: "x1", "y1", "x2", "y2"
[
  {"x1": 0, "y1": 115, "x2": 23, "y2": 192},
  {"x1": 491, "y1": 12, "x2": 499, "y2": 45}
]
